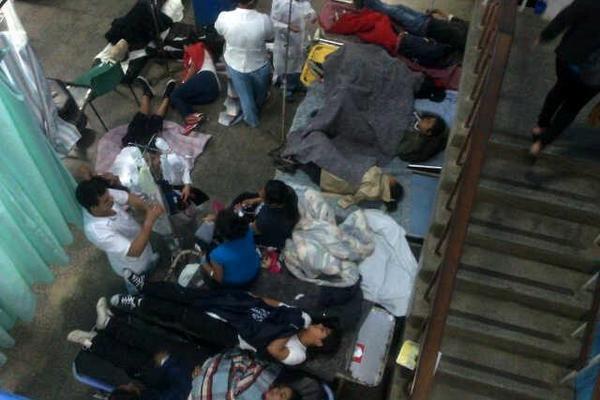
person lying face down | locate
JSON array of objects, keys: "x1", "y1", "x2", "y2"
[{"x1": 110, "y1": 282, "x2": 342, "y2": 366}]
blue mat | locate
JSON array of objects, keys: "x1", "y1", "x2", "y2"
[{"x1": 285, "y1": 83, "x2": 454, "y2": 239}]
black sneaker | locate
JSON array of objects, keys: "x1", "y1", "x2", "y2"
[
  {"x1": 124, "y1": 268, "x2": 145, "y2": 291},
  {"x1": 110, "y1": 294, "x2": 142, "y2": 311},
  {"x1": 163, "y1": 79, "x2": 177, "y2": 99},
  {"x1": 134, "y1": 76, "x2": 155, "y2": 98}
]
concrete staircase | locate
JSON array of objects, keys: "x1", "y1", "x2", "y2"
[{"x1": 391, "y1": 6, "x2": 600, "y2": 400}]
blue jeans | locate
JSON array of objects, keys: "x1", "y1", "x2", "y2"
[
  {"x1": 226, "y1": 63, "x2": 271, "y2": 128},
  {"x1": 363, "y1": 0, "x2": 430, "y2": 36},
  {"x1": 170, "y1": 71, "x2": 220, "y2": 117}
]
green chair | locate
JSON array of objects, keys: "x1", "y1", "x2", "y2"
[{"x1": 69, "y1": 62, "x2": 139, "y2": 131}]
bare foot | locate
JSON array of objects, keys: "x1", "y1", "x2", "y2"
[{"x1": 529, "y1": 140, "x2": 543, "y2": 158}]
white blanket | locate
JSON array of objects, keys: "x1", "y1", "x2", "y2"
[
  {"x1": 284, "y1": 187, "x2": 374, "y2": 287},
  {"x1": 359, "y1": 210, "x2": 418, "y2": 316}
]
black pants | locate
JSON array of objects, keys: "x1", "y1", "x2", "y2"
[
  {"x1": 88, "y1": 316, "x2": 211, "y2": 378},
  {"x1": 538, "y1": 57, "x2": 600, "y2": 145},
  {"x1": 425, "y1": 17, "x2": 469, "y2": 52},
  {"x1": 397, "y1": 33, "x2": 454, "y2": 68},
  {"x1": 138, "y1": 282, "x2": 239, "y2": 348}
]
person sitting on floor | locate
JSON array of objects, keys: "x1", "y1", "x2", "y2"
[
  {"x1": 67, "y1": 299, "x2": 213, "y2": 400},
  {"x1": 233, "y1": 180, "x2": 300, "y2": 249},
  {"x1": 110, "y1": 283, "x2": 342, "y2": 366},
  {"x1": 146, "y1": 137, "x2": 209, "y2": 214},
  {"x1": 76, "y1": 177, "x2": 164, "y2": 291},
  {"x1": 121, "y1": 76, "x2": 177, "y2": 147},
  {"x1": 195, "y1": 209, "x2": 262, "y2": 288},
  {"x1": 170, "y1": 42, "x2": 221, "y2": 133}
]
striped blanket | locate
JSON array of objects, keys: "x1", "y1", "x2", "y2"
[{"x1": 190, "y1": 349, "x2": 280, "y2": 400}]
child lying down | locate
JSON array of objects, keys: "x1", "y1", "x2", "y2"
[
  {"x1": 108, "y1": 281, "x2": 342, "y2": 367},
  {"x1": 68, "y1": 306, "x2": 323, "y2": 399}
]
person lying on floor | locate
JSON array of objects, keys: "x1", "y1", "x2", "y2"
[
  {"x1": 299, "y1": 164, "x2": 404, "y2": 212},
  {"x1": 110, "y1": 282, "x2": 342, "y2": 366},
  {"x1": 194, "y1": 209, "x2": 261, "y2": 287},
  {"x1": 361, "y1": 0, "x2": 468, "y2": 51},
  {"x1": 67, "y1": 298, "x2": 214, "y2": 400},
  {"x1": 146, "y1": 137, "x2": 209, "y2": 214},
  {"x1": 191, "y1": 349, "x2": 313, "y2": 400},
  {"x1": 76, "y1": 177, "x2": 164, "y2": 291},
  {"x1": 121, "y1": 76, "x2": 177, "y2": 148},
  {"x1": 232, "y1": 180, "x2": 300, "y2": 249},
  {"x1": 396, "y1": 111, "x2": 448, "y2": 162},
  {"x1": 170, "y1": 42, "x2": 221, "y2": 133}
]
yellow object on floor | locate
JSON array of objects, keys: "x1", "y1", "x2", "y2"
[
  {"x1": 396, "y1": 340, "x2": 420, "y2": 370},
  {"x1": 300, "y1": 41, "x2": 341, "y2": 86}
]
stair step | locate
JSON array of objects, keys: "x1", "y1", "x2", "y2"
[
  {"x1": 481, "y1": 146, "x2": 600, "y2": 203},
  {"x1": 460, "y1": 245, "x2": 591, "y2": 295},
  {"x1": 410, "y1": 286, "x2": 581, "y2": 364},
  {"x1": 437, "y1": 337, "x2": 573, "y2": 400},
  {"x1": 470, "y1": 201, "x2": 597, "y2": 250},
  {"x1": 420, "y1": 238, "x2": 593, "y2": 317},
  {"x1": 430, "y1": 383, "x2": 496, "y2": 400},
  {"x1": 465, "y1": 205, "x2": 596, "y2": 272}
]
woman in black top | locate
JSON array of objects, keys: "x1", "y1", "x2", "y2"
[
  {"x1": 236, "y1": 180, "x2": 300, "y2": 249},
  {"x1": 531, "y1": 0, "x2": 600, "y2": 158}
]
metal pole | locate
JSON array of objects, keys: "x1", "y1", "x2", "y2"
[{"x1": 280, "y1": 0, "x2": 295, "y2": 144}]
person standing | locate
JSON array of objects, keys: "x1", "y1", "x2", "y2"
[
  {"x1": 271, "y1": 0, "x2": 316, "y2": 101},
  {"x1": 215, "y1": 0, "x2": 274, "y2": 128},
  {"x1": 531, "y1": 0, "x2": 600, "y2": 157}
]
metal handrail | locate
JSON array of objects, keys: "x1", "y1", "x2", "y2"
[{"x1": 409, "y1": 1, "x2": 518, "y2": 399}]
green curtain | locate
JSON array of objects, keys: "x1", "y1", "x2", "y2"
[{"x1": 0, "y1": 58, "x2": 82, "y2": 365}]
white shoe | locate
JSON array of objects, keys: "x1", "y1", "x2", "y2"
[
  {"x1": 95, "y1": 297, "x2": 112, "y2": 330},
  {"x1": 67, "y1": 330, "x2": 97, "y2": 349}
]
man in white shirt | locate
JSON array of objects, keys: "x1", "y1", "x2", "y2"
[
  {"x1": 76, "y1": 177, "x2": 165, "y2": 289},
  {"x1": 215, "y1": 0, "x2": 274, "y2": 128}
]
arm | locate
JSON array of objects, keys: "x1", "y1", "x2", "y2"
[
  {"x1": 202, "y1": 260, "x2": 224, "y2": 283},
  {"x1": 266, "y1": 337, "x2": 291, "y2": 362},
  {"x1": 539, "y1": 2, "x2": 580, "y2": 42},
  {"x1": 127, "y1": 204, "x2": 164, "y2": 257},
  {"x1": 127, "y1": 192, "x2": 148, "y2": 212}
]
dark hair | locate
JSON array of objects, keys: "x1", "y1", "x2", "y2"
[
  {"x1": 422, "y1": 112, "x2": 447, "y2": 137},
  {"x1": 310, "y1": 317, "x2": 342, "y2": 355},
  {"x1": 215, "y1": 209, "x2": 249, "y2": 241},
  {"x1": 270, "y1": 384, "x2": 301, "y2": 400},
  {"x1": 264, "y1": 180, "x2": 300, "y2": 226},
  {"x1": 384, "y1": 181, "x2": 404, "y2": 213},
  {"x1": 109, "y1": 388, "x2": 141, "y2": 400},
  {"x1": 75, "y1": 177, "x2": 109, "y2": 212},
  {"x1": 238, "y1": 0, "x2": 256, "y2": 6}
]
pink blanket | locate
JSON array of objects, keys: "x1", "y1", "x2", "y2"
[{"x1": 95, "y1": 120, "x2": 212, "y2": 173}]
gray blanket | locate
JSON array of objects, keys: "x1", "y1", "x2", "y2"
[{"x1": 283, "y1": 43, "x2": 423, "y2": 185}]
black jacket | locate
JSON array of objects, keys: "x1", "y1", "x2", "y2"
[{"x1": 540, "y1": 0, "x2": 600, "y2": 65}]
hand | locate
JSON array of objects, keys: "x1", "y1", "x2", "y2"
[
  {"x1": 192, "y1": 365, "x2": 202, "y2": 378},
  {"x1": 146, "y1": 203, "x2": 165, "y2": 222},
  {"x1": 181, "y1": 185, "x2": 192, "y2": 203},
  {"x1": 154, "y1": 351, "x2": 169, "y2": 366}
]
